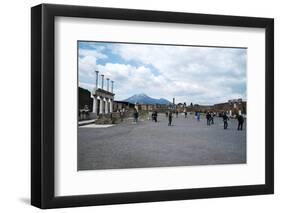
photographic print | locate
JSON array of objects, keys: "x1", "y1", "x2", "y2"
[
  {"x1": 31, "y1": 4, "x2": 274, "y2": 208},
  {"x1": 78, "y1": 41, "x2": 247, "y2": 171}
]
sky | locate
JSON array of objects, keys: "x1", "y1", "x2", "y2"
[{"x1": 78, "y1": 41, "x2": 247, "y2": 105}]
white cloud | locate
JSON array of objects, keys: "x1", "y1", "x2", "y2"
[
  {"x1": 79, "y1": 43, "x2": 247, "y2": 105},
  {"x1": 79, "y1": 49, "x2": 107, "y2": 80}
]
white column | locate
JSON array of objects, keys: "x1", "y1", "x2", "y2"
[
  {"x1": 92, "y1": 95, "x2": 97, "y2": 113},
  {"x1": 107, "y1": 100, "x2": 110, "y2": 113},
  {"x1": 99, "y1": 96, "x2": 103, "y2": 114},
  {"x1": 105, "y1": 98, "x2": 108, "y2": 114},
  {"x1": 109, "y1": 99, "x2": 113, "y2": 113}
]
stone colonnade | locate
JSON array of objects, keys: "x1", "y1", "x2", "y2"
[{"x1": 92, "y1": 95, "x2": 113, "y2": 114}]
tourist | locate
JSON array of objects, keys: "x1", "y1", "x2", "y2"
[
  {"x1": 211, "y1": 112, "x2": 214, "y2": 124},
  {"x1": 168, "y1": 111, "x2": 173, "y2": 126},
  {"x1": 197, "y1": 112, "x2": 200, "y2": 121},
  {"x1": 152, "y1": 111, "x2": 158, "y2": 122},
  {"x1": 184, "y1": 111, "x2": 187, "y2": 118},
  {"x1": 152, "y1": 111, "x2": 157, "y2": 122},
  {"x1": 206, "y1": 112, "x2": 211, "y2": 125},
  {"x1": 120, "y1": 108, "x2": 124, "y2": 122},
  {"x1": 237, "y1": 114, "x2": 244, "y2": 130},
  {"x1": 222, "y1": 112, "x2": 229, "y2": 129},
  {"x1": 176, "y1": 110, "x2": 179, "y2": 118},
  {"x1": 151, "y1": 111, "x2": 155, "y2": 121},
  {"x1": 133, "y1": 108, "x2": 139, "y2": 123},
  {"x1": 136, "y1": 110, "x2": 139, "y2": 123}
]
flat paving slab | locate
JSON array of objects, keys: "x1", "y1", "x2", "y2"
[{"x1": 78, "y1": 113, "x2": 246, "y2": 170}]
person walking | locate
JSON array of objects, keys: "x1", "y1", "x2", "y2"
[
  {"x1": 237, "y1": 114, "x2": 244, "y2": 130},
  {"x1": 168, "y1": 111, "x2": 173, "y2": 126},
  {"x1": 206, "y1": 112, "x2": 211, "y2": 126},
  {"x1": 211, "y1": 112, "x2": 214, "y2": 124},
  {"x1": 176, "y1": 110, "x2": 179, "y2": 118},
  {"x1": 133, "y1": 108, "x2": 139, "y2": 123},
  {"x1": 197, "y1": 112, "x2": 200, "y2": 121},
  {"x1": 136, "y1": 110, "x2": 139, "y2": 123},
  {"x1": 154, "y1": 111, "x2": 158, "y2": 122},
  {"x1": 222, "y1": 112, "x2": 229, "y2": 129},
  {"x1": 184, "y1": 111, "x2": 187, "y2": 118},
  {"x1": 120, "y1": 108, "x2": 124, "y2": 122},
  {"x1": 151, "y1": 111, "x2": 155, "y2": 122}
]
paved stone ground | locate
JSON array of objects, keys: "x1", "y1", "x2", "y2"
[{"x1": 78, "y1": 113, "x2": 246, "y2": 170}]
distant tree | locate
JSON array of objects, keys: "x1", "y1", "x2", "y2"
[{"x1": 190, "y1": 102, "x2": 193, "y2": 107}]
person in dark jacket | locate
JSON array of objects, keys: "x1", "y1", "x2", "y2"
[
  {"x1": 197, "y1": 112, "x2": 200, "y2": 121},
  {"x1": 133, "y1": 108, "x2": 139, "y2": 123},
  {"x1": 151, "y1": 111, "x2": 155, "y2": 121},
  {"x1": 206, "y1": 112, "x2": 211, "y2": 126},
  {"x1": 210, "y1": 112, "x2": 214, "y2": 124},
  {"x1": 151, "y1": 111, "x2": 157, "y2": 122},
  {"x1": 222, "y1": 112, "x2": 229, "y2": 129},
  {"x1": 168, "y1": 111, "x2": 173, "y2": 126},
  {"x1": 237, "y1": 114, "x2": 244, "y2": 130}
]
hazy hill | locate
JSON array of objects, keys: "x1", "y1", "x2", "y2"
[{"x1": 123, "y1": 93, "x2": 171, "y2": 105}]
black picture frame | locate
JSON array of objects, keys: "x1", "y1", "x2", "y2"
[{"x1": 31, "y1": 3, "x2": 274, "y2": 209}]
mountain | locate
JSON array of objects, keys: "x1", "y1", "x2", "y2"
[{"x1": 123, "y1": 93, "x2": 171, "y2": 105}]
